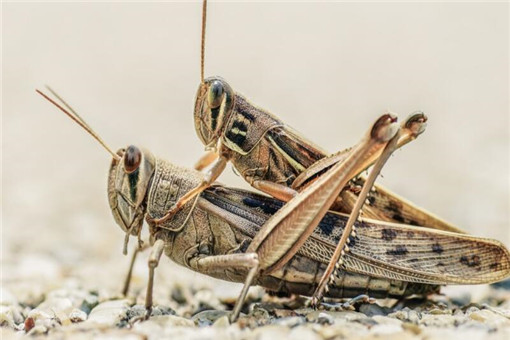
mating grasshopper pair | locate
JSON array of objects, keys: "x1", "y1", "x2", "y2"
[{"x1": 36, "y1": 0, "x2": 510, "y2": 323}]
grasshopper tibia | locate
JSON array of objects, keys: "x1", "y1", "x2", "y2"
[
  {"x1": 312, "y1": 113, "x2": 425, "y2": 307},
  {"x1": 122, "y1": 243, "x2": 150, "y2": 296},
  {"x1": 142, "y1": 239, "x2": 165, "y2": 320}
]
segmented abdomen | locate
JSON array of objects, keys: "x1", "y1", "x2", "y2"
[{"x1": 258, "y1": 254, "x2": 439, "y2": 299}]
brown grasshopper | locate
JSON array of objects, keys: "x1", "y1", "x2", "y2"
[
  {"x1": 174, "y1": 1, "x2": 461, "y2": 233},
  {"x1": 152, "y1": 0, "x2": 469, "y2": 304},
  {"x1": 36, "y1": 89, "x2": 510, "y2": 323}
]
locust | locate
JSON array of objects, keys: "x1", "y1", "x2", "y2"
[
  {"x1": 36, "y1": 88, "x2": 510, "y2": 323},
  {"x1": 153, "y1": 0, "x2": 473, "y2": 304}
]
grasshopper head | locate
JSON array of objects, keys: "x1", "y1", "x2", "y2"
[
  {"x1": 107, "y1": 145, "x2": 156, "y2": 238},
  {"x1": 36, "y1": 88, "x2": 158, "y2": 255},
  {"x1": 194, "y1": 77, "x2": 235, "y2": 150}
]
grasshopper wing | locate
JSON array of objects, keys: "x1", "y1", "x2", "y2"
[{"x1": 201, "y1": 186, "x2": 510, "y2": 285}]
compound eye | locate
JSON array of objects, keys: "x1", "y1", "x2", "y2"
[
  {"x1": 207, "y1": 80, "x2": 224, "y2": 109},
  {"x1": 124, "y1": 145, "x2": 141, "y2": 173}
]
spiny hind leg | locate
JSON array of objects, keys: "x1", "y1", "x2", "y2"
[
  {"x1": 336, "y1": 112, "x2": 463, "y2": 233},
  {"x1": 293, "y1": 112, "x2": 427, "y2": 192},
  {"x1": 311, "y1": 113, "x2": 426, "y2": 307}
]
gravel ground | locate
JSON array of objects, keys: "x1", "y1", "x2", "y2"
[{"x1": 2, "y1": 253, "x2": 510, "y2": 340}]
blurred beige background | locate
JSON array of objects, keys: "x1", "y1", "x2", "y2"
[{"x1": 2, "y1": 2, "x2": 509, "y2": 297}]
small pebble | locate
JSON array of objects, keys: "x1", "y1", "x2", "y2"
[
  {"x1": 87, "y1": 299, "x2": 130, "y2": 326},
  {"x1": 193, "y1": 289, "x2": 225, "y2": 312},
  {"x1": 24, "y1": 309, "x2": 59, "y2": 334},
  {"x1": 0, "y1": 305, "x2": 24, "y2": 328},
  {"x1": 212, "y1": 315, "x2": 230, "y2": 328},
  {"x1": 315, "y1": 312, "x2": 334, "y2": 325},
  {"x1": 401, "y1": 322, "x2": 422, "y2": 335},
  {"x1": 69, "y1": 308, "x2": 87, "y2": 323},
  {"x1": 359, "y1": 303, "x2": 390, "y2": 316},
  {"x1": 251, "y1": 303, "x2": 272, "y2": 320},
  {"x1": 288, "y1": 325, "x2": 321, "y2": 340},
  {"x1": 306, "y1": 310, "x2": 367, "y2": 323},
  {"x1": 24, "y1": 316, "x2": 35, "y2": 332},
  {"x1": 389, "y1": 307, "x2": 421, "y2": 324},
  {"x1": 251, "y1": 324, "x2": 290, "y2": 340},
  {"x1": 372, "y1": 315, "x2": 403, "y2": 326},
  {"x1": 429, "y1": 308, "x2": 452, "y2": 315},
  {"x1": 419, "y1": 314, "x2": 465, "y2": 327},
  {"x1": 134, "y1": 315, "x2": 195, "y2": 332},
  {"x1": 273, "y1": 309, "x2": 298, "y2": 318},
  {"x1": 192, "y1": 310, "x2": 230, "y2": 327},
  {"x1": 273, "y1": 316, "x2": 306, "y2": 327},
  {"x1": 370, "y1": 323, "x2": 404, "y2": 335},
  {"x1": 80, "y1": 294, "x2": 99, "y2": 314}
]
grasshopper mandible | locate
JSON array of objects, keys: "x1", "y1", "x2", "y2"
[{"x1": 36, "y1": 88, "x2": 510, "y2": 323}]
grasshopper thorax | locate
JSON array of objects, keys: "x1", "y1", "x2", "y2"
[
  {"x1": 107, "y1": 145, "x2": 156, "y2": 237},
  {"x1": 194, "y1": 76, "x2": 235, "y2": 150}
]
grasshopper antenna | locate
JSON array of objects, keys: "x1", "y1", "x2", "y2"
[
  {"x1": 35, "y1": 88, "x2": 121, "y2": 162},
  {"x1": 44, "y1": 85, "x2": 92, "y2": 131},
  {"x1": 200, "y1": 0, "x2": 207, "y2": 84}
]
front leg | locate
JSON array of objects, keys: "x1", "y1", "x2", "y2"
[
  {"x1": 141, "y1": 239, "x2": 165, "y2": 320},
  {"x1": 194, "y1": 150, "x2": 218, "y2": 171},
  {"x1": 122, "y1": 243, "x2": 150, "y2": 296}
]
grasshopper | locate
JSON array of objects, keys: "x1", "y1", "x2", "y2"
[
  {"x1": 152, "y1": 0, "x2": 482, "y2": 304},
  {"x1": 36, "y1": 89, "x2": 510, "y2": 322},
  {"x1": 164, "y1": 1, "x2": 462, "y2": 234}
]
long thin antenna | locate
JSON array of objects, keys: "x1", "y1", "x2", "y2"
[
  {"x1": 201, "y1": 0, "x2": 207, "y2": 83},
  {"x1": 35, "y1": 89, "x2": 121, "y2": 161},
  {"x1": 44, "y1": 85, "x2": 91, "y2": 130}
]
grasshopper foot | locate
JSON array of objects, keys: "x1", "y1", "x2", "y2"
[
  {"x1": 310, "y1": 294, "x2": 323, "y2": 310},
  {"x1": 341, "y1": 294, "x2": 375, "y2": 310},
  {"x1": 143, "y1": 306, "x2": 152, "y2": 321}
]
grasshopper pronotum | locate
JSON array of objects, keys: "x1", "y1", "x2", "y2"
[{"x1": 36, "y1": 89, "x2": 510, "y2": 322}]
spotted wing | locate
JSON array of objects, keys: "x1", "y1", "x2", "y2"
[{"x1": 201, "y1": 186, "x2": 510, "y2": 285}]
